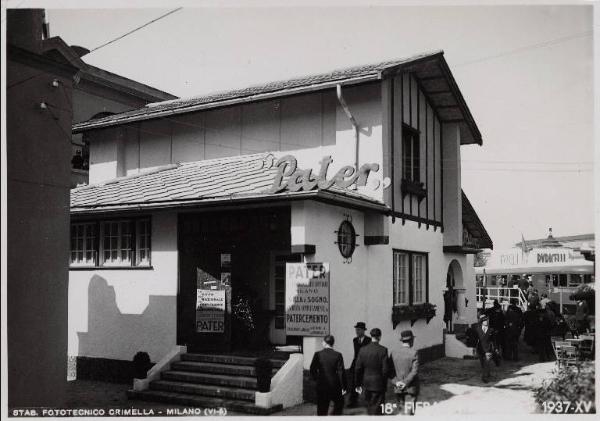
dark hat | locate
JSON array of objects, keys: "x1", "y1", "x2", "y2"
[
  {"x1": 354, "y1": 322, "x2": 367, "y2": 329},
  {"x1": 400, "y1": 330, "x2": 415, "y2": 342},
  {"x1": 479, "y1": 314, "x2": 489, "y2": 321},
  {"x1": 370, "y1": 328, "x2": 382, "y2": 338}
]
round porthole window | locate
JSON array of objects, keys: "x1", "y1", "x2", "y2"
[{"x1": 337, "y1": 220, "x2": 357, "y2": 259}]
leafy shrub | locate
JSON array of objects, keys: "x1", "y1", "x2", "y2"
[
  {"x1": 535, "y1": 362, "x2": 595, "y2": 413},
  {"x1": 569, "y1": 284, "x2": 594, "y2": 301}
]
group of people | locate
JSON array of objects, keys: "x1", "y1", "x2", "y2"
[
  {"x1": 467, "y1": 290, "x2": 585, "y2": 383},
  {"x1": 466, "y1": 300, "x2": 529, "y2": 383},
  {"x1": 309, "y1": 322, "x2": 419, "y2": 416}
]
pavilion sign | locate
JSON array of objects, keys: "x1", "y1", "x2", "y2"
[{"x1": 269, "y1": 155, "x2": 385, "y2": 193}]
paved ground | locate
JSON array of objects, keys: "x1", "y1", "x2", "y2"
[
  {"x1": 279, "y1": 344, "x2": 556, "y2": 416},
  {"x1": 65, "y1": 344, "x2": 556, "y2": 416}
]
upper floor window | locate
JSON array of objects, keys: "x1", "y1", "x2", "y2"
[
  {"x1": 70, "y1": 218, "x2": 151, "y2": 268},
  {"x1": 402, "y1": 125, "x2": 420, "y2": 183},
  {"x1": 393, "y1": 249, "x2": 428, "y2": 306}
]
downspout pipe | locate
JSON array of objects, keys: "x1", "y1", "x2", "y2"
[{"x1": 336, "y1": 84, "x2": 360, "y2": 175}]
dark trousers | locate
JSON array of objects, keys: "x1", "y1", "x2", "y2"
[
  {"x1": 317, "y1": 394, "x2": 344, "y2": 416},
  {"x1": 347, "y1": 366, "x2": 358, "y2": 406},
  {"x1": 396, "y1": 393, "x2": 418, "y2": 416},
  {"x1": 536, "y1": 335, "x2": 554, "y2": 362},
  {"x1": 478, "y1": 352, "x2": 492, "y2": 381},
  {"x1": 497, "y1": 329, "x2": 506, "y2": 357},
  {"x1": 576, "y1": 319, "x2": 589, "y2": 334},
  {"x1": 364, "y1": 390, "x2": 385, "y2": 415},
  {"x1": 505, "y1": 334, "x2": 519, "y2": 361}
]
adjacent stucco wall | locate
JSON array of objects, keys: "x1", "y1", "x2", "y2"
[
  {"x1": 442, "y1": 123, "x2": 462, "y2": 246},
  {"x1": 72, "y1": 89, "x2": 136, "y2": 124},
  {"x1": 68, "y1": 212, "x2": 178, "y2": 364}
]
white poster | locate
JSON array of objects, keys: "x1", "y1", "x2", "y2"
[
  {"x1": 196, "y1": 289, "x2": 226, "y2": 333},
  {"x1": 285, "y1": 262, "x2": 330, "y2": 336}
]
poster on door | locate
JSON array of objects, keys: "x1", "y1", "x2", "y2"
[
  {"x1": 196, "y1": 289, "x2": 226, "y2": 333},
  {"x1": 285, "y1": 262, "x2": 330, "y2": 336}
]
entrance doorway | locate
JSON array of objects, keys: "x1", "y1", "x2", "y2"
[
  {"x1": 444, "y1": 260, "x2": 465, "y2": 332},
  {"x1": 177, "y1": 206, "x2": 298, "y2": 353},
  {"x1": 269, "y1": 252, "x2": 302, "y2": 345}
]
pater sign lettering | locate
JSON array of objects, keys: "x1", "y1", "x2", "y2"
[{"x1": 269, "y1": 155, "x2": 381, "y2": 193}]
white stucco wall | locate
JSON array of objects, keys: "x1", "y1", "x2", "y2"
[
  {"x1": 294, "y1": 201, "x2": 476, "y2": 369},
  {"x1": 68, "y1": 212, "x2": 179, "y2": 363},
  {"x1": 372, "y1": 219, "x2": 447, "y2": 354},
  {"x1": 292, "y1": 201, "x2": 368, "y2": 369}
]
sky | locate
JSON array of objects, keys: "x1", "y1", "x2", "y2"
[{"x1": 42, "y1": 2, "x2": 594, "y2": 249}]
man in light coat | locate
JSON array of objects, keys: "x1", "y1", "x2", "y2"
[{"x1": 389, "y1": 330, "x2": 419, "y2": 415}]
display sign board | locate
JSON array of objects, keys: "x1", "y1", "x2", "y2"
[
  {"x1": 196, "y1": 289, "x2": 226, "y2": 333},
  {"x1": 285, "y1": 262, "x2": 330, "y2": 336},
  {"x1": 486, "y1": 247, "x2": 578, "y2": 269}
]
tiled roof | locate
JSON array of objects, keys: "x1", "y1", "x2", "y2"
[
  {"x1": 71, "y1": 153, "x2": 387, "y2": 214},
  {"x1": 72, "y1": 50, "x2": 444, "y2": 133}
]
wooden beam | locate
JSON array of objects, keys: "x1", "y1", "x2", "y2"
[{"x1": 417, "y1": 75, "x2": 445, "y2": 82}]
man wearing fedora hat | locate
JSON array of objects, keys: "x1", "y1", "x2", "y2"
[
  {"x1": 389, "y1": 330, "x2": 420, "y2": 415},
  {"x1": 348, "y1": 322, "x2": 371, "y2": 407},
  {"x1": 474, "y1": 314, "x2": 497, "y2": 383}
]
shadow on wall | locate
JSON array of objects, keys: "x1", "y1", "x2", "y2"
[{"x1": 76, "y1": 275, "x2": 175, "y2": 382}]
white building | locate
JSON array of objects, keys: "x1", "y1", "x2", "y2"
[{"x1": 68, "y1": 51, "x2": 492, "y2": 411}]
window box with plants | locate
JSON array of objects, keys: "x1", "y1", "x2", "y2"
[
  {"x1": 392, "y1": 302, "x2": 437, "y2": 327},
  {"x1": 401, "y1": 178, "x2": 427, "y2": 200}
]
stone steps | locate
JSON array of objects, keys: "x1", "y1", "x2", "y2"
[
  {"x1": 150, "y1": 379, "x2": 256, "y2": 401},
  {"x1": 161, "y1": 370, "x2": 258, "y2": 389},
  {"x1": 171, "y1": 360, "x2": 278, "y2": 376},
  {"x1": 128, "y1": 352, "x2": 288, "y2": 415},
  {"x1": 181, "y1": 353, "x2": 287, "y2": 368},
  {"x1": 127, "y1": 389, "x2": 283, "y2": 415}
]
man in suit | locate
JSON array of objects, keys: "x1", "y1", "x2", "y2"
[
  {"x1": 486, "y1": 300, "x2": 505, "y2": 363},
  {"x1": 348, "y1": 322, "x2": 371, "y2": 407},
  {"x1": 310, "y1": 335, "x2": 347, "y2": 415},
  {"x1": 354, "y1": 328, "x2": 389, "y2": 415},
  {"x1": 390, "y1": 330, "x2": 420, "y2": 416},
  {"x1": 474, "y1": 314, "x2": 497, "y2": 383},
  {"x1": 504, "y1": 299, "x2": 524, "y2": 361}
]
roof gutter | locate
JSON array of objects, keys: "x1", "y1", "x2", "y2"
[{"x1": 71, "y1": 189, "x2": 390, "y2": 215}]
